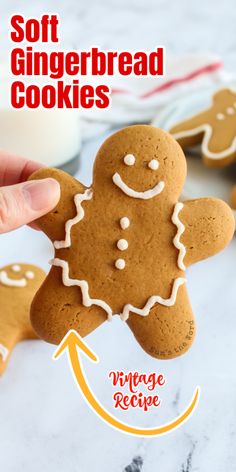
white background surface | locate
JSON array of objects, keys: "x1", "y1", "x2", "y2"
[{"x1": 0, "y1": 1, "x2": 236, "y2": 471}]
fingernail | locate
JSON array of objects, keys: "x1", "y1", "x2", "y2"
[{"x1": 23, "y1": 179, "x2": 60, "y2": 211}]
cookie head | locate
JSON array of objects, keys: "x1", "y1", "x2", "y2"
[{"x1": 93, "y1": 125, "x2": 187, "y2": 201}]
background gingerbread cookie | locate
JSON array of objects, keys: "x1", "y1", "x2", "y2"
[
  {"x1": 230, "y1": 185, "x2": 236, "y2": 210},
  {"x1": 29, "y1": 125, "x2": 235, "y2": 359},
  {"x1": 170, "y1": 88, "x2": 236, "y2": 167},
  {"x1": 0, "y1": 263, "x2": 45, "y2": 375}
]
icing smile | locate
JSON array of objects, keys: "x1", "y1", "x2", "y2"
[
  {"x1": 0, "y1": 271, "x2": 27, "y2": 287},
  {"x1": 112, "y1": 173, "x2": 165, "y2": 200},
  {"x1": 0, "y1": 267, "x2": 35, "y2": 288}
]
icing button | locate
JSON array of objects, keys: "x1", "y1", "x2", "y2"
[
  {"x1": 117, "y1": 239, "x2": 128, "y2": 251},
  {"x1": 120, "y1": 217, "x2": 130, "y2": 230},
  {"x1": 115, "y1": 259, "x2": 126, "y2": 270}
]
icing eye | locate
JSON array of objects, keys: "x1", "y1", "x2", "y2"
[
  {"x1": 226, "y1": 107, "x2": 235, "y2": 115},
  {"x1": 148, "y1": 159, "x2": 159, "y2": 170},
  {"x1": 25, "y1": 271, "x2": 35, "y2": 280},
  {"x1": 216, "y1": 113, "x2": 225, "y2": 120},
  {"x1": 124, "y1": 154, "x2": 135, "y2": 166}
]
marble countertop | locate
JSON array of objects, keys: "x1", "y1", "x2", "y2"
[{"x1": 0, "y1": 1, "x2": 236, "y2": 471}]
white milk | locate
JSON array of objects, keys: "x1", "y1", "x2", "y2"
[{"x1": 0, "y1": 66, "x2": 81, "y2": 170}]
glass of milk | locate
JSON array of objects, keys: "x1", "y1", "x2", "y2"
[{"x1": 0, "y1": 66, "x2": 81, "y2": 174}]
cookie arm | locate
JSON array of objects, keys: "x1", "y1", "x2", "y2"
[
  {"x1": 28, "y1": 168, "x2": 87, "y2": 242},
  {"x1": 169, "y1": 108, "x2": 211, "y2": 141},
  {"x1": 181, "y1": 198, "x2": 235, "y2": 267}
]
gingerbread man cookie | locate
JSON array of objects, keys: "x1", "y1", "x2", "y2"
[
  {"x1": 170, "y1": 88, "x2": 236, "y2": 167},
  {"x1": 29, "y1": 126, "x2": 234, "y2": 359},
  {"x1": 0, "y1": 263, "x2": 45, "y2": 375},
  {"x1": 230, "y1": 185, "x2": 236, "y2": 210}
]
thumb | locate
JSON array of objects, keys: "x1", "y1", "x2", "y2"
[{"x1": 0, "y1": 178, "x2": 60, "y2": 234}]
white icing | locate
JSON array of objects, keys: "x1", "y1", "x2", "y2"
[
  {"x1": 172, "y1": 124, "x2": 236, "y2": 160},
  {"x1": 227, "y1": 107, "x2": 235, "y2": 115},
  {"x1": 216, "y1": 113, "x2": 225, "y2": 120},
  {"x1": 124, "y1": 154, "x2": 135, "y2": 166},
  {"x1": 52, "y1": 258, "x2": 113, "y2": 321},
  {"x1": 171, "y1": 203, "x2": 186, "y2": 271},
  {"x1": 120, "y1": 217, "x2": 130, "y2": 230},
  {"x1": 0, "y1": 344, "x2": 9, "y2": 362},
  {"x1": 117, "y1": 239, "x2": 128, "y2": 251},
  {"x1": 25, "y1": 271, "x2": 35, "y2": 279},
  {"x1": 52, "y1": 258, "x2": 186, "y2": 322},
  {"x1": 148, "y1": 159, "x2": 159, "y2": 170},
  {"x1": 113, "y1": 173, "x2": 165, "y2": 199},
  {"x1": 0, "y1": 271, "x2": 27, "y2": 287},
  {"x1": 120, "y1": 277, "x2": 186, "y2": 321},
  {"x1": 115, "y1": 258, "x2": 126, "y2": 270},
  {"x1": 12, "y1": 264, "x2": 21, "y2": 272},
  {"x1": 54, "y1": 188, "x2": 93, "y2": 249}
]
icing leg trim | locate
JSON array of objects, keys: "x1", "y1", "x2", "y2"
[
  {"x1": 51, "y1": 258, "x2": 113, "y2": 321},
  {"x1": 52, "y1": 258, "x2": 186, "y2": 324},
  {"x1": 120, "y1": 277, "x2": 186, "y2": 321}
]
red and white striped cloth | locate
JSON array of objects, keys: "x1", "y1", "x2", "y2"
[{"x1": 81, "y1": 54, "x2": 233, "y2": 138}]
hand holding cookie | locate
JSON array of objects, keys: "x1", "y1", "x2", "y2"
[
  {"x1": 28, "y1": 126, "x2": 235, "y2": 359},
  {"x1": 0, "y1": 152, "x2": 60, "y2": 233}
]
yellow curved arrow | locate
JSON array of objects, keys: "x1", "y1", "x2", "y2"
[{"x1": 53, "y1": 329, "x2": 200, "y2": 437}]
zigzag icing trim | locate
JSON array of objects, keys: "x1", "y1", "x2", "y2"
[
  {"x1": 171, "y1": 202, "x2": 186, "y2": 270},
  {"x1": 51, "y1": 258, "x2": 186, "y2": 322},
  {"x1": 54, "y1": 188, "x2": 93, "y2": 249}
]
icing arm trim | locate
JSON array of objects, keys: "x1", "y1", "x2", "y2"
[
  {"x1": 171, "y1": 202, "x2": 186, "y2": 271},
  {"x1": 54, "y1": 188, "x2": 93, "y2": 250}
]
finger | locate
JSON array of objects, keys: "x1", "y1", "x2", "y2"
[
  {"x1": 0, "y1": 152, "x2": 44, "y2": 186},
  {"x1": 0, "y1": 178, "x2": 60, "y2": 234}
]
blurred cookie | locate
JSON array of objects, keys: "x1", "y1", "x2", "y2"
[
  {"x1": 0, "y1": 263, "x2": 45, "y2": 375},
  {"x1": 170, "y1": 88, "x2": 236, "y2": 167}
]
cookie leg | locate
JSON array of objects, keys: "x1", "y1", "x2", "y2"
[
  {"x1": 126, "y1": 284, "x2": 195, "y2": 359},
  {"x1": 30, "y1": 266, "x2": 107, "y2": 345},
  {"x1": 0, "y1": 333, "x2": 19, "y2": 375}
]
